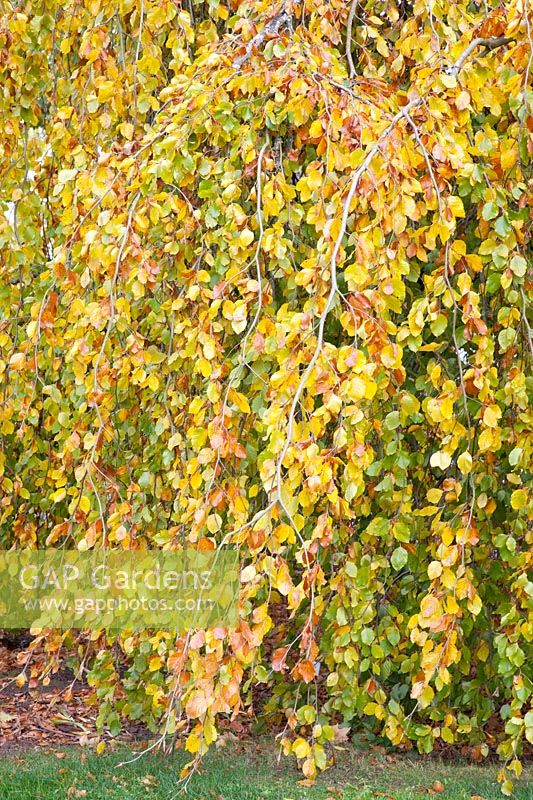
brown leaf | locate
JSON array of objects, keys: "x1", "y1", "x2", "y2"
[
  {"x1": 295, "y1": 659, "x2": 315, "y2": 683},
  {"x1": 272, "y1": 646, "x2": 288, "y2": 672},
  {"x1": 332, "y1": 724, "x2": 350, "y2": 743}
]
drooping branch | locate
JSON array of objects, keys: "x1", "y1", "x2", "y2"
[
  {"x1": 274, "y1": 93, "x2": 422, "y2": 507},
  {"x1": 272, "y1": 23, "x2": 518, "y2": 530},
  {"x1": 447, "y1": 36, "x2": 513, "y2": 76},
  {"x1": 233, "y1": 7, "x2": 293, "y2": 68},
  {"x1": 346, "y1": 0, "x2": 359, "y2": 78}
]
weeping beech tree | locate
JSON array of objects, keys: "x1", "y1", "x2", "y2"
[{"x1": 0, "y1": 0, "x2": 532, "y2": 791}]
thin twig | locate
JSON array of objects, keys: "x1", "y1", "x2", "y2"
[{"x1": 346, "y1": 0, "x2": 359, "y2": 78}]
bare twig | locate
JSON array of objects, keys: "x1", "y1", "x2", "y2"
[
  {"x1": 346, "y1": 0, "x2": 359, "y2": 78},
  {"x1": 132, "y1": 0, "x2": 145, "y2": 128},
  {"x1": 83, "y1": 191, "x2": 141, "y2": 544}
]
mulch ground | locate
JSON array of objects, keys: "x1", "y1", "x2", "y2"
[{"x1": 0, "y1": 637, "x2": 148, "y2": 753}]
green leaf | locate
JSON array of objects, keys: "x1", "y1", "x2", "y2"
[
  {"x1": 482, "y1": 201, "x2": 499, "y2": 220},
  {"x1": 391, "y1": 546, "x2": 408, "y2": 570},
  {"x1": 384, "y1": 411, "x2": 401, "y2": 430},
  {"x1": 510, "y1": 255, "x2": 527, "y2": 277}
]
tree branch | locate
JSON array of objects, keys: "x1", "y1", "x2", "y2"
[
  {"x1": 346, "y1": 0, "x2": 359, "y2": 79},
  {"x1": 448, "y1": 36, "x2": 513, "y2": 76},
  {"x1": 233, "y1": 9, "x2": 292, "y2": 68}
]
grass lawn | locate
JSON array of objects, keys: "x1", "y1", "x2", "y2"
[{"x1": 0, "y1": 741, "x2": 530, "y2": 800}]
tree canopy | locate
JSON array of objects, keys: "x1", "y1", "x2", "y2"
[{"x1": 0, "y1": 0, "x2": 532, "y2": 792}]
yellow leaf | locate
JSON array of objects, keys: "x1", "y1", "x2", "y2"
[
  {"x1": 309, "y1": 119, "x2": 323, "y2": 138},
  {"x1": 149, "y1": 655, "x2": 162, "y2": 671},
  {"x1": 510, "y1": 489, "x2": 527, "y2": 510},
  {"x1": 148, "y1": 374, "x2": 159, "y2": 392},
  {"x1": 197, "y1": 358, "x2": 212, "y2": 378},
  {"x1": 239, "y1": 228, "x2": 254, "y2": 248},
  {"x1": 185, "y1": 734, "x2": 200, "y2": 754},
  {"x1": 501, "y1": 148, "x2": 517, "y2": 171},
  {"x1": 440, "y1": 73, "x2": 457, "y2": 89},
  {"x1": 97, "y1": 80, "x2": 115, "y2": 102},
  {"x1": 421, "y1": 594, "x2": 441, "y2": 618},
  {"x1": 483, "y1": 404, "x2": 501, "y2": 428},
  {"x1": 381, "y1": 344, "x2": 402, "y2": 368},
  {"x1": 51, "y1": 488, "x2": 67, "y2": 503},
  {"x1": 455, "y1": 90, "x2": 470, "y2": 110},
  {"x1": 9, "y1": 352, "x2": 25, "y2": 370},
  {"x1": 120, "y1": 122, "x2": 134, "y2": 140},
  {"x1": 440, "y1": 397, "x2": 454, "y2": 420},
  {"x1": 229, "y1": 389, "x2": 251, "y2": 413},
  {"x1": 430, "y1": 451, "x2": 451, "y2": 470},
  {"x1": 467, "y1": 594, "x2": 482, "y2": 616},
  {"x1": 292, "y1": 737, "x2": 310, "y2": 759},
  {"x1": 428, "y1": 561, "x2": 442, "y2": 580},
  {"x1": 203, "y1": 340, "x2": 216, "y2": 360},
  {"x1": 457, "y1": 451, "x2": 472, "y2": 475},
  {"x1": 325, "y1": 393, "x2": 342, "y2": 414},
  {"x1": 478, "y1": 429, "x2": 493, "y2": 451},
  {"x1": 448, "y1": 196, "x2": 465, "y2": 218},
  {"x1": 446, "y1": 595, "x2": 459, "y2": 614}
]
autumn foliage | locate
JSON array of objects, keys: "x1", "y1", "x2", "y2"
[{"x1": 0, "y1": 0, "x2": 532, "y2": 792}]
